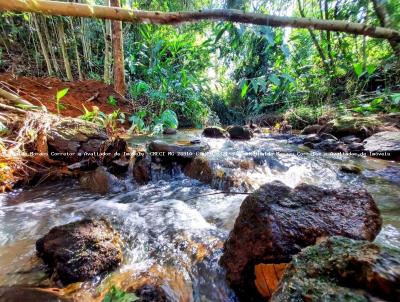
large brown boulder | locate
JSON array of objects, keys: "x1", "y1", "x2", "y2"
[
  {"x1": 271, "y1": 236, "x2": 400, "y2": 302},
  {"x1": 202, "y1": 126, "x2": 228, "y2": 138},
  {"x1": 36, "y1": 218, "x2": 122, "y2": 285},
  {"x1": 227, "y1": 125, "x2": 253, "y2": 140},
  {"x1": 47, "y1": 118, "x2": 108, "y2": 163},
  {"x1": 220, "y1": 181, "x2": 382, "y2": 301},
  {"x1": 363, "y1": 131, "x2": 400, "y2": 159}
]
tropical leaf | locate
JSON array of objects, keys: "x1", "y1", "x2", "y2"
[{"x1": 56, "y1": 88, "x2": 69, "y2": 101}]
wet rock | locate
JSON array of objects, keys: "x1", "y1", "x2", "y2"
[
  {"x1": 227, "y1": 125, "x2": 253, "y2": 140},
  {"x1": 220, "y1": 181, "x2": 382, "y2": 301},
  {"x1": 0, "y1": 286, "x2": 71, "y2": 302},
  {"x1": 36, "y1": 218, "x2": 122, "y2": 285},
  {"x1": 133, "y1": 155, "x2": 152, "y2": 185},
  {"x1": 330, "y1": 116, "x2": 383, "y2": 138},
  {"x1": 287, "y1": 135, "x2": 306, "y2": 144},
  {"x1": 301, "y1": 124, "x2": 322, "y2": 135},
  {"x1": 110, "y1": 159, "x2": 130, "y2": 174},
  {"x1": 148, "y1": 141, "x2": 210, "y2": 159},
  {"x1": 163, "y1": 128, "x2": 177, "y2": 135},
  {"x1": 47, "y1": 118, "x2": 107, "y2": 163},
  {"x1": 79, "y1": 166, "x2": 124, "y2": 194},
  {"x1": 67, "y1": 159, "x2": 97, "y2": 171},
  {"x1": 348, "y1": 142, "x2": 365, "y2": 152},
  {"x1": 314, "y1": 139, "x2": 348, "y2": 152},
  {"x1": 363, "y1": 166, "x2": 400, "y2": 185},
  {"x1": 248, "y1": 121, "x2": 262, "y2": 134},
  {"x1": 271, "y1": 236, "x2": 400, "y2": 302},
  {"x1": 98, "y1": 137, "x2": 129, "y2": 166},
  {"x1": 183, "y1": 156, "x2": 213, "y2": 184},
  {"x1": 319, "y1": 133, "x2": 338, "y2": 141},
  {"x1": 202, "y1": 126, "x2": 228, "y2": 138},
  {"x1": 340, "y1": 164, "x2": 363, "y2": 174},
  {"x1": 341, "y1": 135, "x2": 362, "y2": 144},
  {"x1": 135, "y1": 284, "x2": 167, "y2": 302},
  {"x1": 303, "y1": 142, "x2": 315, "y2": 149},
  {"x1": 363, "y1": 131, "x2": 400, "y2": 159},
  {"x1": 303, "y1": 134, "x2": 321, "y2": 143}
]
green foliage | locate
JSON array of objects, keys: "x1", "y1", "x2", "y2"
[
  {"x1": 155, "y1": 109, "x2": 178, "y2": 129},
  {"x1": 284, "y1": 105, "x2": 339, "y2": 129},
  {"x1": 1, "y1": 0, "x2": 399, "y2": 128},
  {"x1": 352, "y1": 92, "x2": 400, "y2": 115},
  {"x1": 107, "y1": 96, "x2": 117, "y2": 107},
  {"x1": 80, "y1": 105, "x2": 125, "y2": 132},
  {"x1": 102, "y1": 286, "x2": 138, "y2": 302},
  {"x1": 55, "y1": 88, "x2": 69, "y2": 115},
  {"x1": 128, "y1": 109, "x2": 178, "y2": 134}
]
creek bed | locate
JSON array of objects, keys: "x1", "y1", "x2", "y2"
[{"x1": 0, "y1": 131, "x2": 399, "y2": 301}]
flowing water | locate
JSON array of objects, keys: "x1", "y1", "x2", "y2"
[{"x1": 0, "y1": 130, "x2": 399, "y2": 301}]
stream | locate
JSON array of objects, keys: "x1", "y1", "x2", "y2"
[{"x1": 0, "y1": 130, "x2": 399, "y2": 301}]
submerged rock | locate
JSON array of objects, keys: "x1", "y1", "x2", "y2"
[
  {"x1": 135, "y1": 284, "x2": 167, "y2": 302},
  {"x1": 271, "y1": 236, "x2": 400, "y2": 302},
  {"x1": 227, "y1": 125, "x2": 253, "y2": 140},
  {"x1": 220, "y1": 181, "x2": 381, "y2": 301},
  {"x1": 0, "y1": 286, "x2": 71, "y2": 302},
  {"x1": 202, "y1": 126, "x2": 228, "y2": 138},
  {"x1": 363, "y1": 131, "x2": 400, "y2": 159},
  {"x1": 36, "y1": 218, "x2": 122, "y2": 285},
  {"x1": 340, "y1": 164, "x2": 363, "y2": 174},
  {"x1": 313, "y1": 138, "x2": 348, "y2": 152},
  {"x1": 363, "y1": 166, "x2": 400, "y2": 185}
]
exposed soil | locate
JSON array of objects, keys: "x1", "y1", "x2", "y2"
[{"x1": 0, "y1": 73, "x2": 134, "y2": 117}]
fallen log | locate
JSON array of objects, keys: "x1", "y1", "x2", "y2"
[{"x1": 0, "y1": 1, "x2": 399, "y2": 42}]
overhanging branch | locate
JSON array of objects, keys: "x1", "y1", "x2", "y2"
[{"x1": 0, "y1": 0, "x2": 400, "y2": 42}]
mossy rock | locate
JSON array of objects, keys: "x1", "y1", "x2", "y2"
[
  {"x1": 331, "y1": 116, "x2": 382, "y2": 138},
  {"x1": 271, "y1": 236, "x2": 400, "y2": 302}
]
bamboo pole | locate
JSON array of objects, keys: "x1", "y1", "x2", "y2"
[{"x1": 0, "y1": 0, "x2": 399, "y2": 42}]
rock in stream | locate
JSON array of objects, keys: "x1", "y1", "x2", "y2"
[
  {"x1": 220, "y1": 181, "x2": 382, "y2": 301},
  {"x1": 271, "y1": 236, "x2": 400, "y2": 302},
  {"x1": 36, "y1": 218, "x2": 122, "y2": 285}
]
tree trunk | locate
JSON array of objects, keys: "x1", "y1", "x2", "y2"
[
  {"x1": 1, "y1": 0, "x2": 399, "y2": 41},
  {"x1": 41, "y1": 15, "x2": 61, "y2": 76},
  {"x1": 69, "y1": 18, "x2": 83, "y2": 80},
  {"x1": 103, "y1": 0, "x2": 112, "y2": 84},
  {"x1": 110, "y1": 0, "x2": 125, "y2": 95},
  {"x1": 371, "y1": 0, "x2": 400, "y2": 56},
  {"x1": 57, "y1": 20, "x2": 73, "y2": 81},
  {"x1": 32, "y1": 14, "x2": 53, "y2": 76}
]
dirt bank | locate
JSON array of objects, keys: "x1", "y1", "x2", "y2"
[{"x1": 0, "y1": 73, "x2": 134, "y2": 117}]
